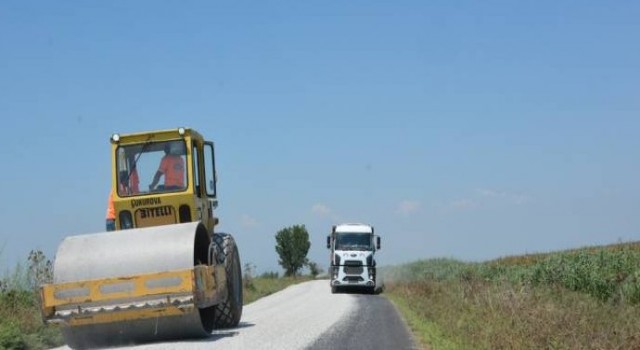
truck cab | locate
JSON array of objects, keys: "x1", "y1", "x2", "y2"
[{"x1": 327, "y1": 223, "x2": 381, "y2": 294}]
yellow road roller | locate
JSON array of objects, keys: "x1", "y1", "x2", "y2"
[{"x1": 40, "y1": 127, "x2": 242, "y2": 349}]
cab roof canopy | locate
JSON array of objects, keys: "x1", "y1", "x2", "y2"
[
  {"x1": 110, "y1": 127, "x2": 205, "y2": 145},
  {"x1": 334, "y1": 223, "x2": 373, "y2": 234}
]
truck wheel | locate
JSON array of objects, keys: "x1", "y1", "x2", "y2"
[{"x1": 212, "y1": 233, "x2": 243, "y2": 328}]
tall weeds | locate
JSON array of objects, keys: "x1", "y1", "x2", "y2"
[
  {"x1": 0, "y1": 251, "x2": 62, "y2": 349},
  {"x1": 383, "y1": 244, "x2": 640, "y2": 305},
  {"x1": 382, "y1": 242, "x2": 640, "y2": 349}
]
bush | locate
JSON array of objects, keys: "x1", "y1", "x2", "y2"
[
  {"x1": 0, "y1": 251, "x2": 63, "y2": 349},
  {"x1": 307, "y1": 261, "x2": 322, "y2": 277},
  {"x1": 243, "y1": 263, "x2": 256, "y2": 291},
  {"x1": 0, "y1": 322, "x2": 26, "y2": 350},
  {"x1": 260, "y1": 271, "x2": 279, "y2": 279}
]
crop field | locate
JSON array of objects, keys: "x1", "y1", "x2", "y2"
[{"x1": 382, "y1": 242, "x2": 640, "y2": 349}]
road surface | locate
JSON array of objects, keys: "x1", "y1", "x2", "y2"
[{"x1": 54, "y1": 280, "x2": 416, "y2": 350}]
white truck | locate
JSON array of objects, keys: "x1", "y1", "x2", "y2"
[{"x1": 326, "y1": 223, "x2": 381, "y2": 294}]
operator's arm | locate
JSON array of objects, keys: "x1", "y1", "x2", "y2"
[
  {"x1": 149, "y1": 157, "x2": 168, "y2": 191},
  {"x1": 149, "y1": 171, "x2": 163, "y2": 191}
]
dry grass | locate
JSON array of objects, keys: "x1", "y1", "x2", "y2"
[
  {"x1": 383, "y1": 241, "x2": 640, "y2": 350},
  {"x1": 388, "y1": 280, "x2": 640, "y2": 349}
]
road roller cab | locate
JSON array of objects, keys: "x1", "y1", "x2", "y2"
[
  {"x1": 109, "y1": 127, "x2": 219, "y2": 232},
  {"x1": 40, "y1": 128, "x2": 243, "y2": 349}
]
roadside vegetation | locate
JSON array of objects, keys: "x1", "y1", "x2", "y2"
[
  {"x1": 0, "y1": 251, "x2": 63, "y2": 350},
  {"x1": 242, "y1": 263, "x2": 313, "y2": 304},
  {"x1": 382, "y1": 242, "x2": 640, "y2": 350},
  {"x1": 0, "y1": 253, "x2": 313, "y2": 350}
]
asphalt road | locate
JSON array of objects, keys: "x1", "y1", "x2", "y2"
[
  {"x1": 54, "y1": 280, "x2": 416, "y2": 350},
  {"x1": 307, "y1": 288, "x2": 417, "y2": 350}
]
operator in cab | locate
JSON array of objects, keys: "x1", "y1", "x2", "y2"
[{"x1": 149, "y1": 141, "x2": 185, "y2": 191}]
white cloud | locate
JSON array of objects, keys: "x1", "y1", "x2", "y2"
[
  {"x1": 396, "y1": 200, "x2": 421, "y2": 216},
  {"x1": 311, "y1": 203, "x2": 332, "y2": 217},
  {"x1": 240, "y1": 214, "x2": 258, "y2": 229}
]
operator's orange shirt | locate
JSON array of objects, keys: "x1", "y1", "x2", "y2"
[
  {"x1": 129, "y1": 169, "x2": 140, "y2": 193},
  {"x1": 159, "y1": 155, "x2": 184, "y2": 188},
  {"x1": 118, "y1": 169, "x2": 140, "y2": 195},
  {"x1": 106, "y1": 191, "x2": 115, "y2": 220}
]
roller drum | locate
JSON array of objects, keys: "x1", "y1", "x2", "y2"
[{"x1": 52, "y1": 222, "x2": 216, "y2": 349}]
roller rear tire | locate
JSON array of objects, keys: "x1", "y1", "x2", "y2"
[{"x1": 212, "y1": 233, "x2": 243, "y2": 328}]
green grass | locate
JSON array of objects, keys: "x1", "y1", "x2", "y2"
[
  {"x1": 381, "y1": 241, "x2": 640, "y2": 350},
  {"x1": 0, "y1": 251, "x2": 63, "y2": 350},
  {"x1": 387, "y1": 291, "x2": 462, "y2": 350},
  {"x1": 0, "y1": 284, "x2": 64, "y2": 350}
]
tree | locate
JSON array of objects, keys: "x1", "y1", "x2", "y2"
[
  {"x1": 27, "y1": 250, "x2": 52, "y2": 290},
  {"x1": 307, "y1": 261, "x2": 323, "y2": 278},
  {"x1": 275, "y1": 224, "x2": 311, "y2": 277}
]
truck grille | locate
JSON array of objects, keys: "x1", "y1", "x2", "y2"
[
  {"x1": 343, "y1": 260, "x2": 363, "y2": 275},
  {"x1": 344, "y1": 266, "x2": 364, "y2": 275},
  {"x1": 344, "y1": 260, "x2": 362, "y2": 266}
]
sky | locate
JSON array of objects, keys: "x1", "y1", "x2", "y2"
[{"x1": 1, "y1": 1, "x2": 639, "y2": 275}]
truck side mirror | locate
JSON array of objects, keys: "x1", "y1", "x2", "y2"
[
  {"x1": 326, "y1": 236, "x2": 331, "y2": 249},
  {"x1": 376, "y1": 236, "x2": 381, "y2": 250}
]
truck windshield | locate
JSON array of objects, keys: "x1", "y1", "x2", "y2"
[
  {"x1": 335, "y1": 233, "x2": 372, "y2": 251},
  {"x1": 116, "y1": 140, "x2": 188, "y2": 197}
]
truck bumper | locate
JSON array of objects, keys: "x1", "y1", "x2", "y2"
[{"x1": 330, "y1": 265, "x2": 376, "y2": 288}]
